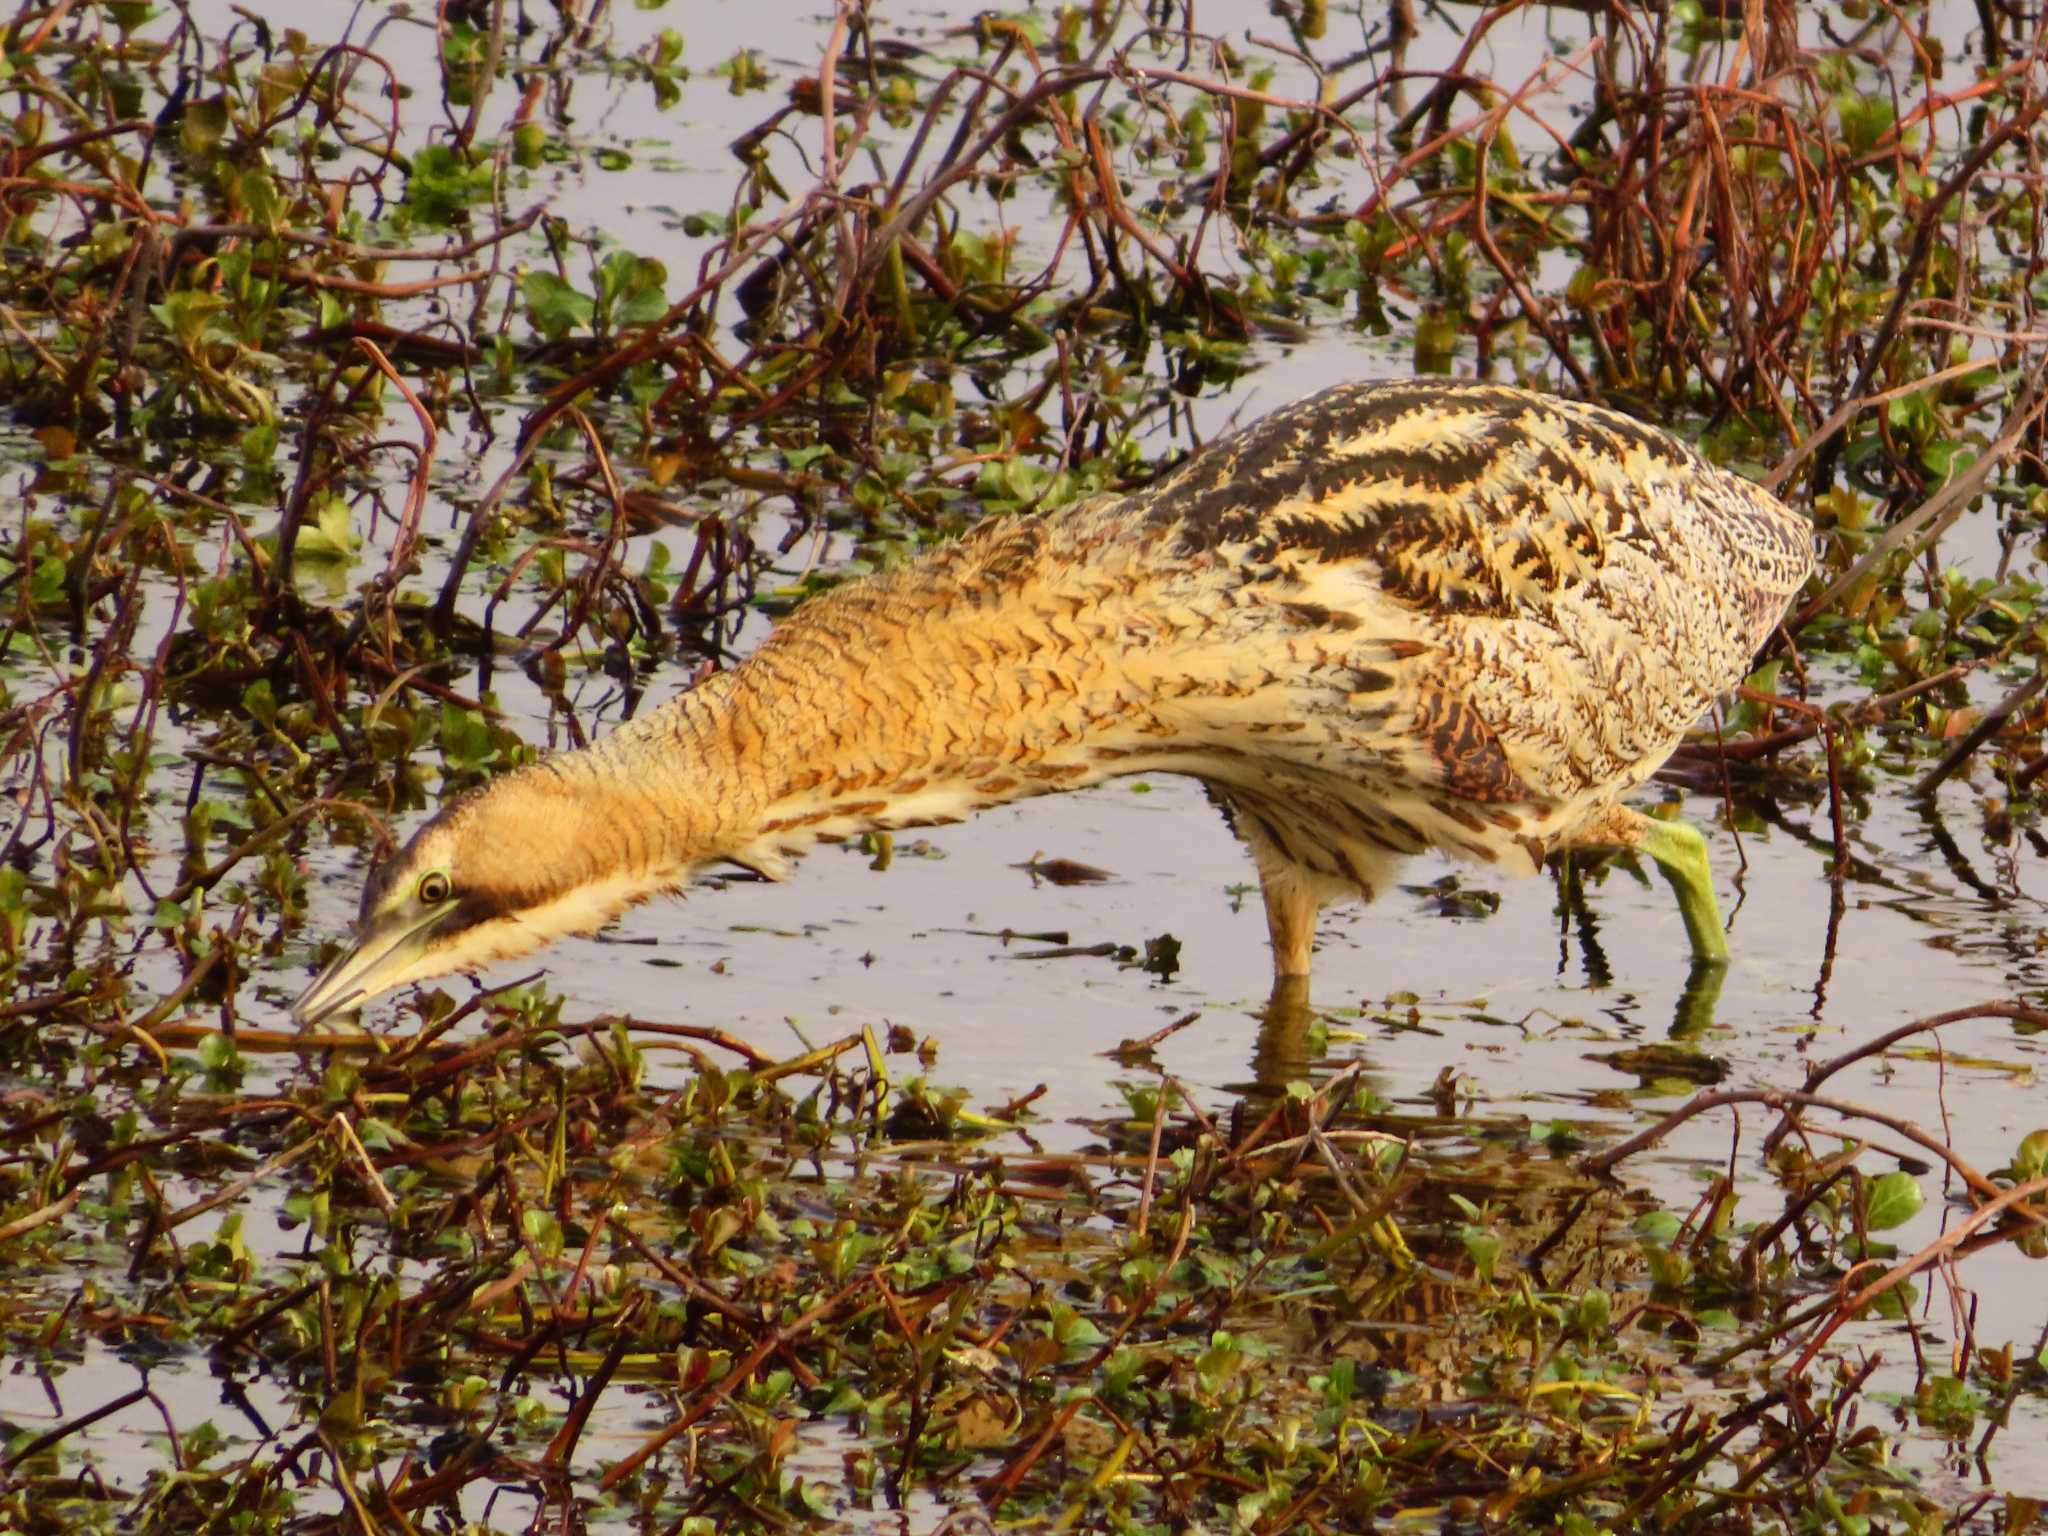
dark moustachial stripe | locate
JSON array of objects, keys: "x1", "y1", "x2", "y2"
[{"x1": 447, "y1": 887, "x2": 511, "y2": 934}]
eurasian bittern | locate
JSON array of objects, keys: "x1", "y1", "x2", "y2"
[{"x1": 292, "y1": 380, "x2": 1813, "y2": 1028}]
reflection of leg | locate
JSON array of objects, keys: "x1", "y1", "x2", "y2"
[
  {"x1": 1265, "y1": 972, "x2": 1312, "y2": 1021},
  {"x1": 1567, "y1": 805, "x2": 1730, "y2": 963},
  {"x1": 1671, "y1": 954, "x2": 1727, "y2": 1038},
  {"x1": 1555, "y1": 857, "x2": 1613, "y2": 986},
  {"x1": 1253, "y1": 972, "x2": 1316, "y2": 1087}
]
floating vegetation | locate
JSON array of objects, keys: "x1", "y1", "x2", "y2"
[
  {"x1": 4, "y1": 0, "x2": 2048, "y2": 1531},
  {"x1": 6, "y1": 1004, "x2": 2047, "y2": 1533}
]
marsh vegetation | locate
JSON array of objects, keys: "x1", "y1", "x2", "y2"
[{"x1": 5, "y1": 0, "x2": 2048, "y2": 1531}]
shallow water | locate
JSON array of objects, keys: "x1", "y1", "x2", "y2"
[{"x1": 8, "y1": 0, "x2": 2048, "y2": 1520}]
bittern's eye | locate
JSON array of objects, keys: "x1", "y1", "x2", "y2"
[{"x1": 417, "y1": 871, "x2": 453, "y2": 905}]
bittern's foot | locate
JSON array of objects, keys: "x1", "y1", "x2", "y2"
[
  {"x1": 1636, "y1": 816, "x2": 1731, "y2": 962},
  {"x1": 1561, "y1": 805, "x2": 1733, "y2": 963}
]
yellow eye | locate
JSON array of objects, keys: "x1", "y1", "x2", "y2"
[{"x1": 417, "y1": 872, "x2": 452, "y2": 905}]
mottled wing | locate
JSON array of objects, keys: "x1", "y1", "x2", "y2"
[{"x1": 1134, "y1": 380, "x2": 1813, "y2": 806}]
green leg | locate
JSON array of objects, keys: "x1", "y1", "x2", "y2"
[{"x1": 1636, "y1": 817, "x2": 1730, "y2": 964}]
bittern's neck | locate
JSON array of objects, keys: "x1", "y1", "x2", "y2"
[
  {"x1": 579, "y1": 563, "x2": 1152, "y2": 884},
  {"x1": 540, "y1": 669, "x2": 761, "y2": 873}
]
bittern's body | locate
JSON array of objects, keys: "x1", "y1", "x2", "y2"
[{"x1": 292, "y1": 381, "x2": 1813, "y2": 1027}]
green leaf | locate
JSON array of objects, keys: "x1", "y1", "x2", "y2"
[
  {"x1": 1643, "y1": 1245, "x2": 1693, "y2": 1290},
  {"x1": 714, "y1": 48, "x2": 771, "y2": 92},
  {"x1": 1865, "y1": 1171, "x2": 1924, "y2": 1231},
  {"x1": 512, "y1": 121, "x2": 547, "y2": 167},
  {"x1": 180, "y1": 94, "x2": 229, "y2": 158},
  {"x1": 1461, "y1": 1227, "x2": 1500, "y2": 1280},
  {"x1": 1921, "y1": 440, "x2": 1977, "y2": 481},
  {"x1": 522, "y1": 270, "x2": 595, "y2": 340},
  {"x1": 296, "y1": 496, "x2": 357, "y2": 563},
  {"x1": 29, "y1": 557, "x2": 65, "y2": 606},
  {"x1": 521, "y1": 1209, "x2": 563, "y2": 1254},
  {"x1": 597, "y1": 250, "x2": 669, "y2": 328},
  {"x1": 1836, "y1": 91, "x2": 1896, "y2": 155},
  {"x1": 197, "y1": 1033, "x2": 240, "y2": 1073},
  {"x1": 405, "y1": 144, "x2": 493, "y2": 223},
  {"x1": 439, "y1": 705, "x2": 494, "y2": 770},
  {"x1": 242, "y1": 677, "x2": 278, "y2": 728},
  {"x1": 1320, "y1": 1357, "x2": 1357, "y2": 1405},
  {"x1": 237, "y1": 168, "x2": 284, "y2": 230},
  {"x1": 1574, "y1": 1288, "x2": 1610, "y2": 1336},
  {"x1": 1633, "y1": 1210, "x2": 1682, "y2": 1245},
  {"x1": 241, "y1": 419, "x2": 279, "y2": 467},
  {"x1": 1057, "y1": 1313, "x2": 1107, "y2": 1350},
  {"x1": 2013, "y1": 1128, "x2": 2048, "y2": 1182}
]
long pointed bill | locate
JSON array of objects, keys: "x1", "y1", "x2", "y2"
[{"x1": 291, "y1": 912, "x2": 442, "y2": 1029}]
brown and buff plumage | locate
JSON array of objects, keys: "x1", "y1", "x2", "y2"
[{"x1": 292, "y1": 380, "x2": 1813, "y2": 1027}]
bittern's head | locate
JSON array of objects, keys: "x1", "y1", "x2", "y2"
[{"x1": 290, "y1": 767, "x2": 671, "y2": 1029}]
